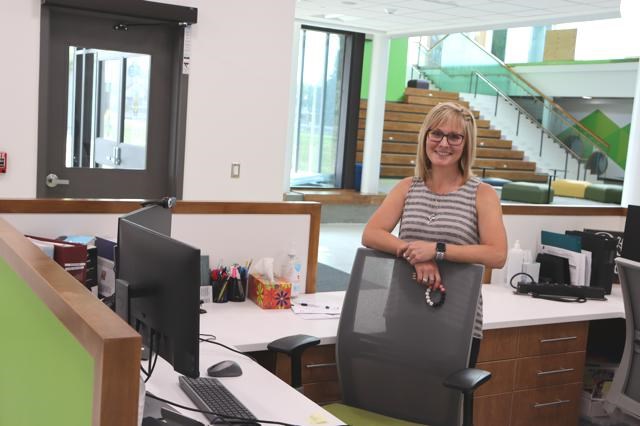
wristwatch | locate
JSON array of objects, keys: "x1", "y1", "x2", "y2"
[{"x1": 435, "y1": 242, "x2": 446, "y2": 262}]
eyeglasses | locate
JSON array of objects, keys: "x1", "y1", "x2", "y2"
[{"x1": 427, "y1": 129, "x2": 465, "y2": 146}]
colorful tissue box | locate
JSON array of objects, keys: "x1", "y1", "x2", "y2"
[{"x1": 248, "y1": 274, "x2": 292, "y2": 309}]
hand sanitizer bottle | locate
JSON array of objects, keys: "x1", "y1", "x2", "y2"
[
  {"x1": 283, "y1": 248, "x2": 303, "y2": 298},
  {"x1": 505, "y1": 240, "x2": 525, "y2": 288}
]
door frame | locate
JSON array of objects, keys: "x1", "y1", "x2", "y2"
[{"x1": 36, "y1": 0, "x2": 196, "y2": 199}]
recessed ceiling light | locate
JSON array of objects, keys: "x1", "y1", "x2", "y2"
[
  {"x1": 582, "y1": 96, "x2": 593, "y2": 100},
  {"x1": 384, "y1": 8, "x2": 397, "y2": 14}
]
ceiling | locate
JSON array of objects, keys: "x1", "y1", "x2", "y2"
[{"x1": 295, "y1": 0, "x2": 621, "y2": 37}]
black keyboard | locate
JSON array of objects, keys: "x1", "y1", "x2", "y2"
[
  {"x1": 178, "y1": 376, "x2": 257, "y2": 424},
  {"x1": 515, "y1": 282, "x2": 606, "y2": 300}
]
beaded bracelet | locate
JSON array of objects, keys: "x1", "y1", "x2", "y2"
[{"x1": 425, "y1": 287, "x2": 446, "y2": 308}]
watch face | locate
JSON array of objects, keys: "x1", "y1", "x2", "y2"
[{"x1": 437, "y1": 242, "x2": 446, "y2": 253}]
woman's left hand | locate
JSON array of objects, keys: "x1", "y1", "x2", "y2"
[{"x1": 400, "y1": 241, "x2": 436, "y2": 264}]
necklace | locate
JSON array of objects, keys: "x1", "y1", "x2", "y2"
[{"x1": 427, "y1": 196, "x2": 439, "y2": 224}]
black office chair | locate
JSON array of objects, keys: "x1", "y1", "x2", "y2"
[
  {"x1": 270, "y1": 248, "x2": 490, "y2": 426},
  {"x1": 607, "y1": 257, "x2": 640, "y2": 419}
]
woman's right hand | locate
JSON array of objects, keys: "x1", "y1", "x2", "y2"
[{"x1": 413, "y1": 260, "x2": 444, "y2": 291}]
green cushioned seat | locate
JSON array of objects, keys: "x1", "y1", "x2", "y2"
[
  {"x1": 482, "y1": 177, "x2": 512, "y2": 187},
  {"x1": 501, "y1": 182, "x2": 554, "y2": 204},
  {"x1": 584, "y1": 184, "x2": 623, "y2": 204},
  {"x1": 324, "y1": 403, "x2": 423, "y2": 426}
]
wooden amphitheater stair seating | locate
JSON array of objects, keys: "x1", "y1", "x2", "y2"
[{"x1": 357, "y1": 87, "x2": 549, "y2": 183}]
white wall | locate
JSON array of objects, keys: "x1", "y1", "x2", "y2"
[
  {"x1": 0, "y1": 1, "x2": 40, "y2": 198},
  {"x1": 0, "y1": 0, "x2": 297, "y2": 202},
  {"x1": 511, "y1": 62, "x2": 638, "y2": 98}
]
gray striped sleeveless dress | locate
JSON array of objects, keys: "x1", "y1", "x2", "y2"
[{"x1": 399, "y1": 176, "x2": 484, "y2": 338}]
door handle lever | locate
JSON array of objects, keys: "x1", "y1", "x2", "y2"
[{"x1": 45, "y1": 173, "x2": 70, "y2": 188}]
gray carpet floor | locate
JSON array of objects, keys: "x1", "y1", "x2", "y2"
[{"x1": 316, "y1": 263, "x2": 350, "y2": 292}]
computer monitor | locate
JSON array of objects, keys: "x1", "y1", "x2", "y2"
[
  {"x1": 116, "y1": 210, "x2": 201, "y2": 378},
  {"x1": 120, "y1": 203, "x2": 172, "y2": 236},
  {"x1": 622, "y1": 205, "x2": 640, "y2": 263}
]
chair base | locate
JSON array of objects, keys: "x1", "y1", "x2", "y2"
[{"x1": 324, "y1": 403, "x2": 424, "y2": 426}]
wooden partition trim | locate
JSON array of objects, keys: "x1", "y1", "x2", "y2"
[
  {"x1": 0, "y1": 199, "x2": 322, "y2": 293},
  {"x1": 0, "y1": 217, "x2": 141, "y2": 426}
]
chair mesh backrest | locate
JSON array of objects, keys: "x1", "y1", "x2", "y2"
[
  {"x1": 608, "y1": 257, "x2": 640, "y2": 417},
  {"x1": 336, "y1": 248, "x2": 483, "y2": 426}
]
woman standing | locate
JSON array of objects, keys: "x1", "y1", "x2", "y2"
[{"x1": 362, "y1": 101, "x2": 507, "y2": 365}]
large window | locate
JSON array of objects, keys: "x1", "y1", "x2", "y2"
[{"x1": 292, "y1": 29, "x2": 346, "y2": 188}]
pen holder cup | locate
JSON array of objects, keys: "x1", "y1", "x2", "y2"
[
  {"x1": 228, "y1": 273, "x2": 248, "y2": 303},
  {"x1": 211, "y1": 279, "x2": 229, "y2": 303}
]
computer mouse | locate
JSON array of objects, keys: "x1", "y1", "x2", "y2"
[{"x1": 207, "y1": 360, "x2": 243, "y2": 377}]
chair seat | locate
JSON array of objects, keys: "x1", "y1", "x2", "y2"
[
  {"x1": 324, "y1": 403, "x2": 425, "y2": 426},
  {"x1": 551, "y1": 179, "x2": 590, "y2": 198}
]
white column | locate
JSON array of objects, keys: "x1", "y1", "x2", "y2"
[
  {"x1": 622, "y1": 65, "x2": 640, "y2": 207},
  {"x1": 360, "y1": 34, "x2": 390, "y2": 195},
  {"x1": 282, "y1": 22, "x2": 302, "y2": 196}
]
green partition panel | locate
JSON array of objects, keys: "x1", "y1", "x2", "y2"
[{"x1": 0, "y1": 257, "x2": 94, "y2": 425}]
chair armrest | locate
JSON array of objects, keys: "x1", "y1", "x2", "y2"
[
  {"x1": 267, "y1": 334, "x2": 320, "y2": 389},
  {"x1": 443, "y1": 368, "x2": 492, "y2": 394},
  {"x1": 267, "y1": 334, "x2": 320, "y2": 356}
]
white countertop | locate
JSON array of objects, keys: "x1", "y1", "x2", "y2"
[{"x1": 202, "y1": 285, "x2": 625, "y2": 352}]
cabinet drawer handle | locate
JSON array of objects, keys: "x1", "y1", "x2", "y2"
[
  {"x1": 540, "y1": 336, "x2": 577, "y2": 343},
  {"x1": 537, "y1": 367, "x2": 574, "y2": 376},
  {"x1": 533, "y1": 399, "x2": 570, "y2": 408},
  {"x1": 305, "y1": 362, "x2": 337, "y2": 369}
]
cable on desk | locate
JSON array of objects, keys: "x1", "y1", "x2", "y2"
[
  {"x1": 199, "y1": 335, "x2": 257, "y2": 362},
  {"x1": 141, "y1": 332, "x2": 161, "y2": 382},
  {"x1": 145, "y1": 391, "x2": 302, "y2": 426}
]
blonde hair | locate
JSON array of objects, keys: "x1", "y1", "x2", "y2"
[{"x1": 415, "y1": 102, "x2": 477, "y2": 181}]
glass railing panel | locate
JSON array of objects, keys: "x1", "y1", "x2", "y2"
[{"x1": 415, "y1": 33, "x2": 618, "y2": 174}]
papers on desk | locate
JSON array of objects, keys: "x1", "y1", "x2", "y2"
[
  {"x1": 538, "y1": 244, "x2": 591, "y2": 286},
  {"x1": 291, "y1": 293, "x2": 343, "y2": 320}
]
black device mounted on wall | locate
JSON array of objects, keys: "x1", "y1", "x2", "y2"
[{"x1": 622, "y1": 205, "x2": 640, "y2": 262}]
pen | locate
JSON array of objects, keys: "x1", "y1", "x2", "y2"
[{"x1": 299, "y1": 302, "x2": 331, "y2": 309}]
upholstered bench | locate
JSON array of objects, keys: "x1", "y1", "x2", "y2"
[
  {"x1": 584, "y1": 184, "x2": 623, "y2": 204},
  {"x1": 482, "y1": 177, "x2": 512, "y2": 187},
  {"x1": 551, "y1": 179, "x2": 590, "y2": 199},
  {"x1": 501, "y1": 182, "x2": 554, "y2": 204}
]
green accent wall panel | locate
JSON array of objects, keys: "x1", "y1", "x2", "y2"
[
  {"x1": 580, "y1": 110, "x2": 619, "y2": 139},
  {"x1": 361, "y1": 38, "x2": 409, "y2": 102},
  {"x1": 0, "y1": 258, "x2": 94, "y2": 426},
  {"x1": 557, "y1": 109, "x2": 629, "y2": 169},
  {"x1": 605, "y1": 124, "x2": 630, "y2": 168}
]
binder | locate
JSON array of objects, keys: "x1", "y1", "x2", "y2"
[
  {"x1": 541, "y1": 230, "x2": 582, "y2": 253},
  {"x1": 26, "y1": 235, "x2": 88, "y2": 284},
  {"x1": 566, "y1": 230, "x2": 616, "y2": 294}
]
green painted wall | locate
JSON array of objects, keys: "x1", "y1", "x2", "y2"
[
  {"x1": 0, "y1": 257, "x2": 94, "y2": 425},
  {"x1": 559, "y1": 109, "x2": 629, "y2": 169},
  {"x1": 361, "y1": 37, "x2": 409, "y2": 101},
  {"x1": 605, "y1": 124, "x2": 630, "y2": 168}
]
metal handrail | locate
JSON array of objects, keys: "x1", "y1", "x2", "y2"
[
  {"x1": 419, "y1": 33, "x2": 609, "y2": 150},
  {"x1": 471, "y1": 71, "x2": 584, "y2": 163},
  {"x1": 458, "y1": 33, "x2": 609, "y2": 150}
]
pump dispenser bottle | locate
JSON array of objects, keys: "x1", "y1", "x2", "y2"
[{"x1": 505, "y1": 240, "x2": 525, "y2": 287}]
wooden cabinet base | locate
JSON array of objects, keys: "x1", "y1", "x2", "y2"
[
  {"x1": 474, "y1": 393, "x2": 512, "y2": 426},
  {"x1": 511, "y1": 382, "x2": 582, "y2": 426}
]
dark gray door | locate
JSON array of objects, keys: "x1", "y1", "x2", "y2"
[{"x1": 38, "y1": 7, "x2": 184, "y2": 199}]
